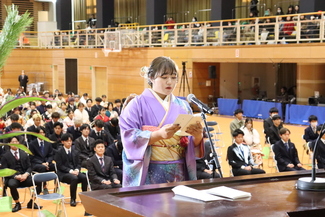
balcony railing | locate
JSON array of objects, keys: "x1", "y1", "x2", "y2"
[{"x1": 5, "y1": 12, "x2": 325, "y2": 49}]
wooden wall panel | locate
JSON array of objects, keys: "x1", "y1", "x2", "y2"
[{"x1": 2, "y1": 44, "x2": 325, "y2": 105}]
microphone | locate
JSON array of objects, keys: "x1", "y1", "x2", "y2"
[{"x1": 187, "y1": 94, "x2": 213, "y2": 115}]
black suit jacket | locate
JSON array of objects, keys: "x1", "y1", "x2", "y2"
[
  {"x1": 89, "y1": 129, "x2": 114, "y2": 146},
  {"x1": 1, "y1": 149, "x2": 32, "y2": 179},
  {"x1": 36, "y1": 104, "x2": 46, "y2": 115},
  {"x1": 44, "y1": 121, "x2": 55, "y2": 137},
  {"x1": 273, "y1": 140, "x2": 301, "y2": 172},
  {"x1": 54, "y1": 147, "x2": 81, "y2": 179},
  {"x1": 67, "y1": 126, "x2": 82, "y2": 141},
  {"x1": 29, "y1": 139, "x2": 54, "y2": 167},
  {"x1": 74, "y1": 136, "x2": 95, "y2": 162},
  {"x1": 263, "y1": 117, "x2": 283, "y2": 135},
  {"x1": 18, "y1": 74, "x2": 29, "y2": 86},
  {"x1": 85, "y1": 107, "x2": 93, "y2": 122},
  {"x1": 227, "y1": 143, "x2": 254, "y2": 169},
  {"x1": 67, "y1": 104, "x2": 76, "y2": 112},
  {"x1": 104, "y1": 122, "x2": 120, "y2": 140},
  {"x1": 310, "y1": 140, "x2": 325, "y2": 169},
  {"x1": 91, "y1": 104, "x2": 102, "y2": 120},
  {"x1": 87, "y1": 155, "x2": 118, "y2": 189},
  {"x1": 266, "y1": 124, "x2": 282, "y2": 145},
  {"x1": 105, "y1": 143, "x2": 123, "y2": 169},
  {"x1": 48, "y1": 133, "x2": 63, "y2": 154},
  {"x1": 27, "y1": 125, "x2": 38, "y2": 143},
  {"x1": 303, "y1": 126, "x2": 319, "y2": 143},
  {"x1": 196, "y1": 141, "x2": 212, "y2": 172},
  {"x1": 113, "y1": 107, "x2": 121, "y2": 116}
]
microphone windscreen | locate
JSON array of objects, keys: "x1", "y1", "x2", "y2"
[{"x1": 187, "y1": 94, "x2": 195, "y2": 102}]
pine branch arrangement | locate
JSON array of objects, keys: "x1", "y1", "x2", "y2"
[{"x1": 0, "y1": 4, "x2": 33, "y2": 74}]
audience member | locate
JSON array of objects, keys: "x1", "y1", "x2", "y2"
[
  {"x1": 263, "y1": 107, "x2": 283, "y2": 139},
  {"x1": 48, "y1": 122, "x2": 64, "y2": 156},
  {"x1": 87, "y1": 139, "x2": 121, "y2": 190},
  {"x1": 74, "y1": 102, "x2": 90, "y2": 124},
  {"x1": 74, "y1": 124, "x2": 95, "y2": 168},
  {"x1": 1, "y1": 136, "x2": 42, "y2": 212},
  {"x1": 309, "y1": 125, "x2": 325, "y2": 169},
  {"x1": 105, "y1": 140, "x2": 124, "y2": 182},
  {"x1": 106, "y1": 102, "x2": 118, "y2": 119},
  {"x1": 276, "y1": 7, "x2": 284, "y2": 15},
  {"x1": 91, "y1": 97, "x2": 102, "y2": 121},
  {"x1": 196, "y1": 141, "x2": 220, "y2": 179},
  {"x1": 67, "y1": 97, "x2": 76, "y2": 111},
  {"x1": 266, "y1": 114, "x2": 283, "y2": 145},
  {"x1": 54, "y1": 133, "x2": 88, "y2": 207},
  {"x1": 26, "y1": 114, "x2": 43, "y2": 143},
  {"x1": 273, "y1": 128, "x2": 305, "y2": 172},
  {"x1": 227, "y1": 129, "x2": 265, "y2": 176},
  {"x1": 44, "y1": 112, "x2": 60, "y2": 137},
  {"x1": 113, "y1": 99, "x2": 122, "y2": 116},
  {"x1": 104, "y1": 117, "x2": 121, "y2": 140},
  {"x1": 303, "y1": 115, "x2": 319, "y2": 143},
  {"x1": 95, "y1": 107, "x2": 110, "y2": 123},
  {"x1": 230, "y1": 109, "x2": 245, "y2": 136},
  {"x1": 90, "y1": 119, "x2": 115, "y2": 146},
  {"x1": 66, "y1": 117, "x2": 82, "y2": 141}
]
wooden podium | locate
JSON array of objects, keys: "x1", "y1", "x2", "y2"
[{"x1": 79, "y1": 170, "x2": 325, "y2": 217}]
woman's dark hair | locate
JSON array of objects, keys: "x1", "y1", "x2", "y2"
[
  {"x1": 53, "y1": 122, "x2": 63, "y2": 128},
  {"x1": 147, "y1": 56, "x2": 178, "y2": 87},
  {"x1": 35, "y1": 126, "x2": 46, "y2": 133},
  {"x1": 107, "y1": 102, "x2": 114, "y2": 109},
  {"x1": 244, "y1": 118, "x2": 253, "y2": 128}
]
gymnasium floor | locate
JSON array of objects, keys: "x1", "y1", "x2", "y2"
[{"x1": 1, "y1": 115, "x2": 309, "y2": 217}]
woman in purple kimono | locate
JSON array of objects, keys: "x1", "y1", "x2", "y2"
[{"x1": 120, "y1": 56, "x2": 204, "y2": 187}]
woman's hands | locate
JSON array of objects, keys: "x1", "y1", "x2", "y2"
[
  {"x1": 149, "y1": 124, "x2": 181, "y2": 145},
  {"x1": 186, "y1": 121, "x2": 204, "y2": 146}
]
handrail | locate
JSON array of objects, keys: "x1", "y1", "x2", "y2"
[{"x1": 4, "y1": 11, "x2": 324, "y2": 49}]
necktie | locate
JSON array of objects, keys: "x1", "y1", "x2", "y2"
[
  {"x1": 68, "y1": 150, "x2": 72, "y2": 158},
  {"x1": 97, "y1": 131, "x2": 100, "y2": 137},
  {"x1": 239, "y1": 146, "x2": 244, "y2": 157},
  {"x1": 86, "y1": 138, "x2": 89, "y2": 147},
  {"x1": 285, "y1": 143, "x2": 289, "y2": 152},
  {"x1": 99, "y1": 158, "x2": 105, "y2": 172},
  {"x1": 14, "y1": 151, "x2": 19, "y2": 160},
  {"x1": 40, "y1": 141, "x2": 44, "y2": 155},
  {"x1": 313, "y1": 128, "x2": 316, "y2": 134}
]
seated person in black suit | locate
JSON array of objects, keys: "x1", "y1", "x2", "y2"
[
  {"x1": 303, "y1": 115, "x2": 319, "y2": 143},
  {"x1": 4, "y1": 114, "x2": 24, "y2": 133},
  {"x1": 3, "y1": 123, "x2": 26, "y2": 153},
  {"x1": 196, "y1": 141, "x2": 220, "y2": 179},
  {"x1": 90, "y1": 119, "x2": 115, "y2": 146},
  {"x1": 1, "y1": 136, "x2": 42, "y2": 212},
  {"x1": 87, "y1": 139, "x2": 121, "y2": 190},
  {"x1": 265, "y1": 114, "x2": 283, "y2": 145},
  {"x1": 309, "y1": 125, "x2": 325, "y2": 169},
  {"x1": 273, "y1": 128, "x2": 305, "y2": 172},
  {"x1": 104, "y1": 117, "x2": 121, "y2": 140},
  {"x1": 74, "y1": 124, "x2": 95, "y2": 168},
  {"x1": 91, "y1": 97, "x2": 102, "y2": 121},
  {"x1": 29, "y1": 126, "x2": 55, "y2": 194},
  {"x1": 44, "y1": 112, "x2": 60, "y2": 137},
  {"x1": 105, "y1": 140, "x2": 124, "y2": 182},
  {"x1": 48, "y1": 122, "x2": 63, "y2": 156},
  {"x1": 113, "y1": 99, "x2": 122, "y2": 116},
  {"x1": 27, "y1": 114, "x2": 42, "y2": 143},
  {"x1": 227, "y1": 129, "x2": 266, "y2": 176},
  {"x1": 66, "y1": 117, "x2": 82, "y2": 141},
  {"x1": 54, "y1": 133, "x2": 88, "y2": 207},
  {"x1": 263, "y1": 107, "x2": 283, "y2": 141}
]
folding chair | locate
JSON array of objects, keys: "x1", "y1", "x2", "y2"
[
  {"x1": 270, "y1": 145, "x2": 279, "y2": 172},
  {"x1": 32, "y1": 172, "x2": 67, "y2": 217},
  {"x1": 81, "y1": 167, "x2": 92, "y2": 191}
]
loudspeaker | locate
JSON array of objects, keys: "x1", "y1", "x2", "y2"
[{"x1": 208, "y1": 65, "x2": 216, "y2": 79}]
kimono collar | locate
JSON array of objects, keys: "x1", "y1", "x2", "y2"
[{"x1": 148, "y1": 88, "x2": 170, "y2": 111}]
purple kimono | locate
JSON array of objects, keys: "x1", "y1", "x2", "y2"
[{"x1": 120, "y1": 88, "x2": 202, "y2": 187}]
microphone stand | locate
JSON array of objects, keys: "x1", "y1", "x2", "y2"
[
  {"x1": 296, "y1": 123, "x2": 325, "y2": 191},
  {"x1": 200, "y1": 111, "x2": 223, "y2": 178}
]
